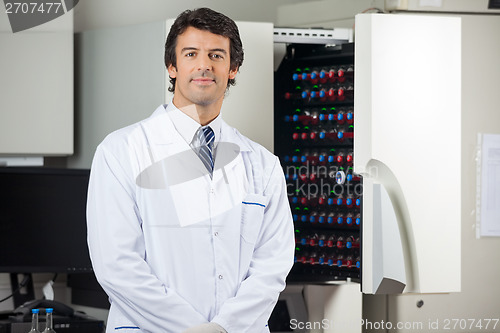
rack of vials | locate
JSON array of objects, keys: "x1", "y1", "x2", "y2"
[{"x1": 274, "y1": 42, "x2": 361, "y2": 283}]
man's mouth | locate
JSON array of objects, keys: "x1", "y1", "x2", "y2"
[{"x1": 191, "y1": 77, "x2": 215, "y2": 85}]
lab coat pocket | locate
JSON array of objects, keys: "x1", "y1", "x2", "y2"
[
  {"x1": 113, "y1": 327, "x2": 141, "y2": 332},
  {"x1": 241, "y1": 193, "x2": 268, "y2": 244}
]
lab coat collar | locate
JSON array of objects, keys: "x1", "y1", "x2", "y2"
[
  {"x1": 145, "y1": 104, "x2": 182, "y2": 145},
  {"x1": 146, "y1": 104, "x2": 252, "y2": 152}
]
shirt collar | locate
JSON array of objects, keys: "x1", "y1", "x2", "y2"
[{"x1": 165, "y1": 99, "x2": 222, "y2": 147}]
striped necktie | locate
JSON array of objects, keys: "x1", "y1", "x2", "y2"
[{"x1": 198, "y1": 126, "x2": 215, "y2": 174}]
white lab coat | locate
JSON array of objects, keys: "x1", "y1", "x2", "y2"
[{"x1": 86, "y1": 104, "x2": 295, "y2": 333}]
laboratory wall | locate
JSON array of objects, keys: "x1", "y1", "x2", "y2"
[
  {"x1": 72, "y1": 0, "x2": 304, "y2": 32},
  {"x1": 66, "y1": 20, "x2": 167, "y2": 169}
]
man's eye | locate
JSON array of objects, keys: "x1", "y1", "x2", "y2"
[
  {"x1": 211, "y1": 54, "x2": 223, "y2": 59},
  {"x1": 186, "y1": 52, "x2": 195, "y2": 57}
]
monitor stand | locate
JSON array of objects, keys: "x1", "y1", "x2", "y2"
[{"x1": 10, "y1": 273, "x2": 35, "y2": 309}]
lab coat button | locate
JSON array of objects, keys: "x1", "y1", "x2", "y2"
[
  {"x1": 214, "y1": 231, "x2": 219, "y2": 237},
  {"x1": 218, "y1": 274, "x2": 223, "y2": 280}
]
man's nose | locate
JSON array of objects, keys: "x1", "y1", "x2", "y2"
[{"x1": 197, "y1": 56, "x2": 212, "y2": 71}]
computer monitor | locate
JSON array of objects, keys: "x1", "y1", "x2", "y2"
[{"x1": 0, "y1": 167, "x2": 92, "y2": 274}]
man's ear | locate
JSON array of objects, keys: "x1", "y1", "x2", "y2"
[
  {"x1": 168, "y1": 64, "x2": 177, "y2": 78},
  {"x1": 228, "y1": 66, "x2": 238, "y2": 80}
]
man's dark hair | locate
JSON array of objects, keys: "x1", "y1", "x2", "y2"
[{"x1": 164, "y1": 8, "x2": 244, "y2": 93}]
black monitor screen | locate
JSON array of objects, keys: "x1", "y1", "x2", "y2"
[{"x1": 0, "y1": 167, "x2": 92, "y2": 273}]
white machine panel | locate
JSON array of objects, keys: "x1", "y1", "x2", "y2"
[{"x1": 354, "y1": 13, "x2": 461, "y2": 293}]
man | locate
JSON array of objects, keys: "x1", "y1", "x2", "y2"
[{"x1": 86, "y1": 8, "x2": 295, "y2": 333}]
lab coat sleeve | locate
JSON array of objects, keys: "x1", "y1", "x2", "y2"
[
  {"x1": 211, "y1": 156, "x2": 295, "y2": 332},
  {"x1": 87, "y1": 143, "x2": 208, "y2": 332}
]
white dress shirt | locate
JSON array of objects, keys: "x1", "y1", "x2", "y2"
[{"x1": 165, "y1": 101, "x2": 222, "y2": 159}]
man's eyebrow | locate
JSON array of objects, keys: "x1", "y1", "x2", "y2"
[
  {"x1": 180, "y1": 47, "x2": 228, "y2": 55},
  {"x1": 181, "y1": 47, "x2": 199, "y2": 53},
  {"x1": 209, "y1": 48, "x2": 228, "y2": 55}
]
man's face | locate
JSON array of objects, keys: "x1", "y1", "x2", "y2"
[{"x1": 168, "y1": 26, "x2": 238, "y2": 109}]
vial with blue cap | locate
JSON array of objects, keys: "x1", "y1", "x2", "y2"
[
  {"x1": 308, "y1": 212, "x2": 317, "y2": 224},
  {"x1": 28, "y1": 308, "x2": 40, "y2": 333},
  {"x1": 319, "y1": 69, "x2": 328, "y2": 84},
  {"x1": 318, "y1": 211, "x2": 326, "y2": 224},
  {"x1": 346, "y1": 173, "x2": 353, "y2": 182},
  {"x1": 346, "y1": 236, "x2": 360, "y2": 249},
  {"x1": 336, "y1": 254, "x2": 345, "y2": 267},
  {"x1": 299, "y1": 232, "x2": 308, "y2": 246},
  {"x1": 336, "y1": 111, "x2": 345, "y2": 124},
  {"x1": 355, "y1": 213, "x2": 361, "y2": 226},
  {"x1": 346, "y1": 110, "x2": 354, "y2": 124},
  {"x1": 42, "y1": 308, "x2": 56, "y2": 333},
  {"x1": 309, "y1": 69, "x2": 319, "y2": 83},
  {"x1": 300, "y1": 67, "x2": 310, "y2": 81},
  {"x1": 318, "y1": 234, "x2": 327, "y2": 247},
  {"x1": 292, "y1": 68, "x2": 302, "y2": 81},
  {"x1": 318, "y1": 88, "x2": 326, "y2": 101},
  {"x1": 346, "y1": 213, "x2": 354, "y2": 226},
  {"x1": 327, "y1": 212, "x2": 335, "y2": 224},
  {"x1": 337, "y1": 213, "x2": 344, "y2": 225},
  {"x1": 318, "y1": 252, "x2": 327, "y2": 265},
  {"x1": 327, "y1": 255, "x2": 335, "y2": 267}
]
